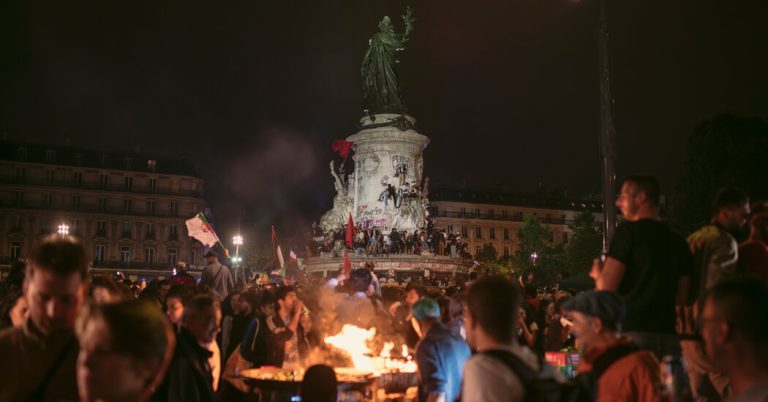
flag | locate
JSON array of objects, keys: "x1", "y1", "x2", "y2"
[
  {"x1": 332, "y1": 140, "x2": 353, "y2": 158},
  {"x1": 345, "y1": 213, "x2": 355, "y2": 249},
  {"x1": 272, "y1": 226, "x2": 286, "y2": 276},
  {"x1": 342, "y1": 250, "x2": 352, "y2": 278},
  {"x1": 185, "y1": 213, "x2": 220, "y2": 247}
]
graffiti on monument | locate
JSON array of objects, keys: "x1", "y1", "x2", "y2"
[{"x1": 391, "y1": 155, "x2": 414, "y2": 184}]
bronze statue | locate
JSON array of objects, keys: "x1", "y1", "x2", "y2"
[{"x1": 361, "y1": 7, "x2": 415, "y2": 115}]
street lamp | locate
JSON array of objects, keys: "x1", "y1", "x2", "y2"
[
  {"x1": 57, "y1": 223, "x2": 70, "y2": 235},
  {"x1": 232, "y1": 234, "x2": 244, "y2": 285},
  {"x1": 530, "y1": 251, "x2": 539, "y2": 267}
]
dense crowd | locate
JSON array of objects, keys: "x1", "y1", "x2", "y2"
[
  {"x1": 0, "y1": 175, "x2": 767, "y2": 402},
  {"x1": 311, "y1": 224, "x2": 472, "y2": 259}
]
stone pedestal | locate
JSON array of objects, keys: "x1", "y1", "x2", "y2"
[
  {"x1": 348, "y1": 114, "x2": 430, "y2": 231},
  {"x1": 302, "y1": 254, "x2": 471, "y2": 282}
]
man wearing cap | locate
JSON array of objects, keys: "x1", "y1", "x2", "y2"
[
  {"x1": 563, "y1": 291, "x2": 664, "y2": 402},
  {"x1": 412, "y1": 298, "x2": 471, "y2": 402},
  {"x1": 200, "y1": 251, "x2": 234, "y2": 300}
]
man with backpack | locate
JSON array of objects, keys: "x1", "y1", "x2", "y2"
[
  {"x1": 564, "y1": 291, "x2": 664, "y2": 402},
  {"x1": 461, "y1": 276, "x2": 563, "y2": 402}
]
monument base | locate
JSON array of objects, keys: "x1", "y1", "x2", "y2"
[{"x1": 302, "y1": 254, "x2": 472, "y2": 286}]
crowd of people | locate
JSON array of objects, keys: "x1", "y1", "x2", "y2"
[
  {"x1": 311, "y1": 224, "x2": 472, "y2": 259},
  {"x1": 0, "y1": 175, "x2": 767, "y2": 402}
]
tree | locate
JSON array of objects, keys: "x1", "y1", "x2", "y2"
[
  {"x1": 566, "y1": 211, "x2": 603, "y2": 274},
  {"x1": 513, "y1": 214, "x2": 553, "y2": 279},
  {"x1": 670, "y1": 115, "x2": 768, "y2": 232},
  {"x1": 475, "y1": 243, "x2": 499, "y2": 263}
]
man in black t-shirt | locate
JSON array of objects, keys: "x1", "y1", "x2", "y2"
[{"x1": 591, "y1": 175, "x2": 692, "y2": 359}]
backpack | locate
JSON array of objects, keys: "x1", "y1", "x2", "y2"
[{"x1": 482, "y1": 345, "x2": 636, "y2": 402}]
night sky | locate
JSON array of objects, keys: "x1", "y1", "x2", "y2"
[{"x1": 2, "y1": 0, "x2": 767, "y2": 245}]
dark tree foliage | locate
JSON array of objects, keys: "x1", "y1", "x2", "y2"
[
  {"x1": 670, "y1": 115, "x2": 768, "y2": 233},
  {"x1": 566, "y1": 211, "x2": 603, "y2": 274}
]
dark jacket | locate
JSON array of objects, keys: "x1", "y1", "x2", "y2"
[
  {"x1": 156, "y1": 327, "x2": 215, "y2": 402},
  {"x1": 241, "y1": 313, "x2": 309, "y2": 368},
  {"x1": 0, "y1": 319, "x2": 79, "y2": 402}
]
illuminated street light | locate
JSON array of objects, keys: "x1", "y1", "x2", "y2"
[
  {"x1": 530, "y1": 251, "x2": 539, "y2": 267},
  {"x1": 233, "y1": 235, "x2": 243, "y2": 246},
  {"x1": 58, "y1": 223, "x2": 70, "y2": 235}
]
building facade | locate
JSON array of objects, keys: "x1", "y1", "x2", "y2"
[
  {"x1": 429, "y1": 187, "x2": 603, "y2": 259},
  {"x1": 0, "y1": 140, "x2": 208, "y2": 272}
]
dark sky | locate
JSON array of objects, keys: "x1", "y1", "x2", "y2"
[{"x1": 2, "y1": 0, "x2": 767, "y2": 245}]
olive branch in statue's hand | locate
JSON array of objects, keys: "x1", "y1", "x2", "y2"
[{"x1": 401, "y1": 6, "x2": 415, "y2": 41}]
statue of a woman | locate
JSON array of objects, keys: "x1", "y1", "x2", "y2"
[{"x1": 361, "y1": 7, "x2": 415, "y2": 115}]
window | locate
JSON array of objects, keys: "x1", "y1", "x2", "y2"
[
  {"x1": 146, "y1": 223, "x2": 155, "y2": 236},
  {"x1": 488, "y1": 209, "x2": 494, "y2": 218},
  {"x1": 489, "y1": 228, "x2": 496, "y2": 240},
  {"x1": 474, "y1": 208, "x2": 480, "y2": 217},
  {"x1": 502, "y1": 210, "x2": 508, "y2": 219},
  {"x1": 124, "y1": 177, "x2": 133, "y2": 190},
  {"x1": 446, "y1": 224, "x2": 453, "y2": 233},
  {"x1": 72, "y1": 220, "x2": 79, "y2": 232},
  {"x1": 10, "y1": 241, "x2": 22, "y2": 260},
  {"x1": 147, "y1": 200, "x2": 155, "y2": 215},
  {"x1": 72, "y1": 195, "x2": 81, "y2": 209},
  {"x1": 123, "y1": 199, "x2": 132, "y2": 212},
  {"x1": 503, "y1": 228, "x2": 510, "y2": 240},
  {"x1": 563, "y1": 232, "x2": 569, "y2": 244},
  {"x1": 46, "y1": 170, "x2": 54, "y2": 184},
  {"x1": 460, "y1": 207, "x2": 466, "y2": 217},
  {"x1": 169, "y1": 224, "x2": 178, "y2": 239},
  {"x1": 15, "y1": 191, "x2": 23, "y2": 205},
  {"x1": 168, "y1": 249, "x2": 177, "y2": 266},
  {"x1": 561, "y1": 215, "x2": 566, "y2": 224},
  {"x1": 475, "y1": 246, "x2": 481, "y2": 256},
  {"x1": 122, "y1": 222, "x2": 131, "y2": 237},
  {"x1": 15, "y1": 167, "x2": 24, "y2": 183},
  {"x1": 43, "y1": 193, "x2": 52, "y2": 207},
  {"x1": 170, "y1": 202, "x2": 179, "y2": 217},
  {"x1": 147, "y1": 160, "x2": 157, "y2": 171},
  {"x1": 123, "y1": 157, "x2": 132, "y2": 169},
  {"x1": 145, "y1": 247, "x2": 155, "y2": 264},
  {"x1": 100, "y1": 174, "x2": 109, "y2": 188},
  {"x1": 191, "y1": 250, "x2": 199, "y2": 265},
  {"x1": 46, "y1": 150, "x2": 56, "y2": 162},
  {"x1": 461, "y1": 226, "x2": 468, "y2": 237},
  {"x1": 98, "y1": 198, "x2": 107, "y2": 212},
  {"x1": 475, "y1": 227, "x2": 482, "y2": 239},
  {"x1": 17, "y1": 147, "x2": 28, "y2": 160},
  {"x1": 74, "y1": 153, "x2": 82, "y2": 164},
  {"x1": 96, "y1": 221, "x2": 107, "y2": 236},
  {"x1": 503, "y1": 247, "x2": 510, "y2": 258},
  {"x1": 73, "y1": 172, "x2": 82, "y2": 186},
  {"x1": 99, "y1": 154, "x2": 108, "y2": 165},
  {"x1": 120, "y1": 246, "x2": 131, "y2": 265},
  {"x1": 12, "y1": 215, "x2": 21, "y2": 229},
  {"x1": 94, "y1": 245, "x2": 106, "y2": 263},
  {"x1": 148, "y1": 178, "x2": 157, "y2": 192}
]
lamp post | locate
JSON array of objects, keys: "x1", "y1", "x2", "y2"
[
  {"x1": 57, "y1": 223, "x2": 70, "y2": 236},
  {"x1": 530, "y1": 251, "x2": 539, "y2": 268},
  {"x1": 597, "y1": 0, "x2": 617, "y2": 252},
  {"x1": 232, "y1": 234, "x2": 244, "y2": 284}
]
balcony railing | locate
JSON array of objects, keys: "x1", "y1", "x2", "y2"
[
  {"x1": 0, "y1": 176, "x2": 203, "y2": 198},
  {"x1": 433, "y1": 210, "x2": 572, "y2": 224}
]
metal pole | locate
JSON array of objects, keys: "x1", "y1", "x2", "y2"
[{"x1": 598, "y1": 0, "x2": 617, "y2": 252}]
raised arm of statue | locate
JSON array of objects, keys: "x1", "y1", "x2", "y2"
[
  {"x1": 401, "y1": 7, "x2": 415, "y2": 43},
  {"x1": 330, "y1": 161, "x2": 345, "y2": 195}
]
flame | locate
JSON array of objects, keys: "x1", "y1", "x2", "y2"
[{"x1": 323, "y1": 325, "x2": 417, "y2": 374}]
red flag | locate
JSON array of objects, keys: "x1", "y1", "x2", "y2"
[
  {"x1": 345, "y1": 213, "x2": 355, "y2": 249},
  {"x1": 342, "y1": 250, "x2": 352, "y2": 277},
  {"x1": 332, "y1": 140, "x2": 353, "y2": 158}
]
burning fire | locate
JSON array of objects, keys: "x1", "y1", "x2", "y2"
[{"x1": 324, "y1": 325, "x2": 417, "y2": 375}]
